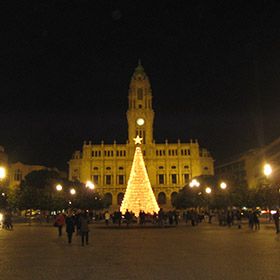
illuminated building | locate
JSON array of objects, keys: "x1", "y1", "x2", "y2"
[
  {"x1": 215, "y1": 137, "x2": 280, "y2": 189},
  {"x1": 69, "y1": 61, "x2": 214, "y2": 209}
]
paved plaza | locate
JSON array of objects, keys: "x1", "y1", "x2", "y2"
[{"x1": 0, "y1": 221, "x2": 280, "y2": 280}]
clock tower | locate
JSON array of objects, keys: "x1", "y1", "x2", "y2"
[{"x1": 127, "y1": 60, "x2": 154, "y2": 145}]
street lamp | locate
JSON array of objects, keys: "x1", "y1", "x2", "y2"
[
  {"x1": 86, "y1": 180, "x2": 95, "y2": 190},
  {"x1": 0, "y1": 166, "x2": 6, "y2": 180},
  {"x1": 189, "y1": 179, "x2": 200, "y2": 188},
  {"x1": 263, "y1": 163, "x2": 272, "y2": 177},
  {"x1": 205, "y1": 187, "x2": 212, "y2": 194},
  {"x1": 56, "y1": 184, "x2": 63, "y2": 191},
  {"x1": 70, "y1": 188, "x2": 76, "y2": 195},
  {"x1": 220, "y1": 182, "x2": 227, "y2": 190}
]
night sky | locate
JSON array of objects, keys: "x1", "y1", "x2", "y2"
[{"x1": 1, "y1": 1, "x2": 280, "y2": 171}]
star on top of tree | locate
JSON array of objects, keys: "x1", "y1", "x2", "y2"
[{"x1": 133, "y1": 135, "x2": 143, "y2": 145}]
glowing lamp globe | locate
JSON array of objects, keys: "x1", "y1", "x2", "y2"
[
  {"x1": 220, "y1": 182, "x2": 227, "y2": 190},
  {"x1": 70, "y1": 188, "x2": 76, "y2": 195},
  {"x1": 86, "y1": 180, "x2": 95, "y2": 190},
  {"x1": 0, "y1": 167, "x2": 6, "y2": 180},
  {"x1": 56, "y1": 184, "x2": 63, "y2": 191},
  {"x1": 263, "y1": 163, "x2": 272, "y2": 177},
  {"x1": 205, "y1": 187, "x2": 212, "y2": 194}
]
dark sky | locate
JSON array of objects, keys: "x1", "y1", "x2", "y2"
[{"x1": 1, "y1": 1, "x2": 280, "y2": 171}]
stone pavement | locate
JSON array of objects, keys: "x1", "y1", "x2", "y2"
[{"x1": 0, "y1": 222, "x2": 279, "y2": 280}]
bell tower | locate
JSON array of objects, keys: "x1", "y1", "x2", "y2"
[{"x1": 127, "y1": 60, "x2": 154, "y2": 145}]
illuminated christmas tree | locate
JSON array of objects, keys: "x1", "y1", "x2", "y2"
[{"x1": 120, "y1": 136, "x2": 160, "y2": 217}]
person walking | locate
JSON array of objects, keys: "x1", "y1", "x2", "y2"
[
  {"x1": 105, "y1": 211, "x2": 110, "y2": 226},
  {"x1": 80, "y1": 211, "x2": 90, "y2": 246},
  {"x1": 55, "y1": 212, "x2": 65, "y2": 237},
  {"x1": 65, "y1": 211, "x2": 75, "y2": 244},
  {"x1": 273, "y1": 209, "x2": 280, "y2": 234}
]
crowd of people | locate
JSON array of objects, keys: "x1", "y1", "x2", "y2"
[
  {"x1": 93, "y1": 207, "x2": 280, "y2": 234},
  {"x1": 1, "y1": 207, "x2": 280, "y2": 237}
]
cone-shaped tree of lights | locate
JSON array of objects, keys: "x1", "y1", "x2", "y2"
[{"x1": 120, "y1": 135, "x2": 160, "y2": 217}]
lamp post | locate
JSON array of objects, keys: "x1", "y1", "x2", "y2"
[
  {"x1": 263, "y1": 163, "x2": 275, "y2": 209},
  {"x1": 0, "y1": 166, "x2": 7, "y2": 209}
]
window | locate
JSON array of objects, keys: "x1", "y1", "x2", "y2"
[
  {"x1": 137, "y1": 88, "x2": 143, "y2": 100},
  {"x1": 158, "y1": 166, "x2": 164, "y2": 169},
  {"x1": 106, "y1": 167, "x2": 111, "y2": 170},
  {"x1": 119, "y1": 166, "x2": 124, "y2": 170},
  {"x1": 159, "y1": 174, "x2": 164, "y2": 184},
  {"x1": 118, "y1": 175, "x2": 124, "y2": 185},
  {"x1": 14, "y1": 169, "x2": 22, "y2": 181},
  {"x1": 184, "y1": 165, "x2": 189, "y2": 169},
  {"x1": 93, "y1": 167, "x2": 98, "y2": 170},
  {"x1": 105, "y1": 175, "x2": 111, "y2": 185},
  {"x1": 204, "y1": 167, "x2": 209, "y2": 170},
  {"x1": 93, "y1": 175, "x2": 99, "y2": 184},
  {"x1": 184, "y1": 174, "x2": 189, "y2": 183},
  {"x1": 171, "y1": 166, "x2": 176, "y2": 169},
  {"x1": 171, "y1": 174, "x2": 177, "y2": 184}
]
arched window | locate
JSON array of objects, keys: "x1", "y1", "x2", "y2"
[
  {"x1": 106, "y1": 167, "x2": 111, "y2": 170},
  {"x1": 158, "y1": 192, "x2": 166, "y2": 205},
  {"x1": 117, "y1": 193, "x2": 124, "y2": 206},
  {"x1": 104, "y1": 193, "x2": 113, "y2": 206}
]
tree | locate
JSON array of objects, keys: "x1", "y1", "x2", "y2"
[{"x1": 120, "y1": 141, "x2": 159, "y2": 216}]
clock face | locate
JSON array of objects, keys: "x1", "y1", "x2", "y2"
[{"x1": 136, "y1": 118, "x2": 145, "y2": 126}]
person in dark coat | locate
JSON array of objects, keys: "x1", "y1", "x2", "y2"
[
  {"x1": 55, "y1": 213, "x2": 65, "y2": 237},
  {"x1": 273, "y1": 209, "x2": 280, "y2": 234},
  {"x1": 65, "y1": 211, "x2": 75, "y2": 244},
  {"x1": 79, "y1": 211, "x2": 90, "y2": 246}
]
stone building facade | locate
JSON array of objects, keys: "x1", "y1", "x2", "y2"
[{"x1": 69, "y1": 62, "x2": 214, "y2": 209}]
